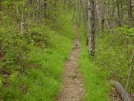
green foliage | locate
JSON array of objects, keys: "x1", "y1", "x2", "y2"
[
  {"x1": 95, "y1": 27, "x2": 134, "y2": 93},
  {"x1": 78, "y1": 27, "x2": 111, "y2": 101},
  {"x1": 0, "y1": 77, "x2": 2, "y2": 87},
  {"x1": 0, "y1": 0, "x2": 75, "y2": 99}
]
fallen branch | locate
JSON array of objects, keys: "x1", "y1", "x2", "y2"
[{"x1": 111, "y1": 80, "x2": 132, "y2": 101}]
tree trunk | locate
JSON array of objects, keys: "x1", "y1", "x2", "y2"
[
  {"x1": 117, "y1": 3, "x2": 121, "y2": 27},
  {"x1": 0, "y1": 0, "x2": 2, "y2": 20},
  {"x1": 76, "y1": 0, "x2": 80, "y2": 27},
  {"x1": 95, "y1": 0, "x2": 102, "y2": 32},
  {"x1": 21, "y1": 10, "x2": 24, "y2": 34},
  {"x1": 110, "y1": 0, "x2": 116, "y2": 29},
  {"x1": 88, "y1": 0, "x2": 95, "y2": 56},
  {"x1": 128, "y1": 0, "x2": 133, "y2": 27},
  {"x1": 104, "y1": 0, "x2": 110, "y2": 30},
  {"x1": 111, "y1": 80, "x2": 132, "y2": 101},
  {"x1": 38, "y1": 0, "x2": 42, "y2": 25},
  {"x1": 82, "y1": 0, "x2": 88, "y2": 38}
]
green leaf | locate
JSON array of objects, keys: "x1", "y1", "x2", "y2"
[
  {"x1": 9, "y1": 72, "x2": 18, "y2": 82},
  {"x1": 0, "y1": 76, "x2": 3, "y2": 87}
]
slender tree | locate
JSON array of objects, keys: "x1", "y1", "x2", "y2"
[
  {"x1": 81, "y1": 0, "x2": 88, "y2": 38},
  {"x1": 38, "y1": 0, "x2": 43, "y2": 25},
  {"x1": 0, "y1": 0, "x2": 1, "y2": 21},
  {"x1": 128, "y1": 0, "x2": 133, "y2": 27},
  {"x1": 95, "y1": 0, "x2": 102, "y2": 32},
  {"x1": 76, "y1": 0, "x2": 81, "y2": 27},
  {"x1": 88, "y1": 0, "x2": 95, "y2": 56}
]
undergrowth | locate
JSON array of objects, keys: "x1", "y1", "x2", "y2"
[
  {"x1": 95, "y1": 27, "x2": 134, "y2": 93},
  {"x1": 78, "y1": 27, "x2": 111, "y2": 101},
  {"x1": 0, "y1": 11, "x2": 74, "y2": 101}
]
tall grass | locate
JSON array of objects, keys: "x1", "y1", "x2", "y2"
[
  {"x1": 78, "y1": 27, "x2": 111, "y2": 101},
  {"x1": 0, "y1": 11, "x2": 75, "y2": 101},
  {"x1": 21, "y1": 13, "x2": 75, "y2": 101}
]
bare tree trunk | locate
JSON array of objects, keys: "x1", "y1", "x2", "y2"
[
  {"x1": 105, "y1": 1, "x2": 110, "y2": 30},
  {"x1": 38, "y1": 0, "x2": 42, "y2": 25},
  {"x1": 28, "y1": 0, "x2": 33, "y2": 20},
  {"x1": 76, "y1": 0, "x2": 80, "y2": 27},
  {"x1": 15, "y1": 2, "x2": 19, "y2": 16},
  {"x1": 111, "y1": 80, "x2": 132, "y2": 101},
  {"x1": 128, "y1": 0, "x2": 133, "y2": 27},
  {"x1": 21, "y1": 10, "x2": 24, "y2": 34},
  {"x1": 0, "y1": 0, "x2": 2, "y2": 20},
  {"x1": 82, "y1": 0, "x2": 88, "y2": 38},
  {"x1": 101, "y1": 0, "x2": 106, "y2": 32},
  {"x1": 82, "y1": 0, "x2": 89, "y2": 45},
  {"x1": 88, "y1": 0, "x2": 95, "y2": 56},
  {"x1": 117, "y1": 3, "x2": 121, "y2": 27},
  {"x1": 110, "y1": 0, "x2": 116, "y2": 29},
  {"x1": 120, "y1": 2, "x2": 123, "y2": 26},
  {"x1": 95, "y1": 0, "x2": 102, "y2": 32}
]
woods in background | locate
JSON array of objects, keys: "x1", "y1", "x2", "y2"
[
  {"x1": 76, "y1": 0, "x2": 134, "y2": 98},
  {"x1": 0, "y1": 0, "x2": 134, "y2": 100},
  {"x1": 0, "y1": 0, "x2": 75, "y2": 100},
  {"x1": 76, "y1": 0, "x2": 134, "y2": 56}
]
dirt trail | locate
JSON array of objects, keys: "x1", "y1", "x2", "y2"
[{"x1": 56, "y1": 23, "x2": 85, "y2": 101}]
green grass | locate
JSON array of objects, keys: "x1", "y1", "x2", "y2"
[
  {"x1": 78, "y1": 27, "x2": 111, "y2": 101},
  {"x1": 20, "y1": 14, "x2": 74, "y2": 101},
  {"x1": 0, "y1": 11, "x2": 75, "y2": 101},
  {"x1": 95, "y1": 27, "x2": 134, "y2": 93}
]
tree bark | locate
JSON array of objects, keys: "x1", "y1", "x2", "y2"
[
  {"x1": 128, "y1": 0, "x2": 133, "y2": 27},
  {"x1": 21, "y1": 10, "x2": 24, "y2": 34},
  {"x1": 76, "y1": 0, "x2": 80, "y2": 27},
  {"x1": 117, "y1": 3, "x2": 121, "y2": 27},
  {"x1": 95, "y1": 0, "x2": 102, "y2": 32},
  {"x1": 38, "y1": 0, "x2": 42, "y2": 25},
  {"x1": 82, "y1": 0, "x2": 88, "y2": 38},
  {"x1": 111, "y1": 80, "x2": 132, "y2": 101},
  {"x1": 88, "y1": 0, "x2": 95, "y2": 56},
  {"x1": 0, "y1": 0, "x2": 2, "y2": 20}
]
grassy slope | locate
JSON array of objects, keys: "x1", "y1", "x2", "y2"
[
  {"x1": 23, "y1": 14, "x2": 75, "y2": 101},
  {"x1": 78, "y1": 27, "x2": 111, "y2": 101},
  {"x1": 0, "y1": 12, "x2": 74, "y2": 101}
]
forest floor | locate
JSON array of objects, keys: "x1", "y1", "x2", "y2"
[{"x1": 56, "y1": 23, "x2": 85, "y2": 101}]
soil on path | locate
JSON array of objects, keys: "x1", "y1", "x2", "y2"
[{"x1": 56, "y1": 23, "x2": 85, "y2": 101}]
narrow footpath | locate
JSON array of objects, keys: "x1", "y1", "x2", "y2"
[{"x1": 56, "y1": 23, "x2": 85, "y2": 101}]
